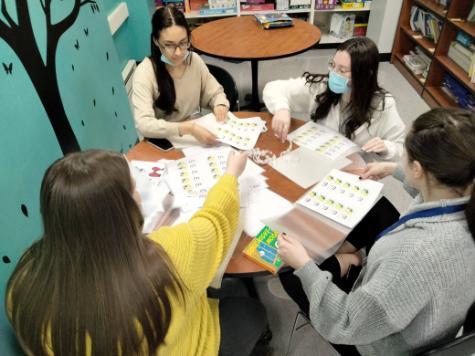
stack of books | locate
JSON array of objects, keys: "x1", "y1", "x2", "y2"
[
  {"x1": 255, "y1": 13, "x2": 293, "y2": 29},
  {"x1": 447, "y1": 31, "x2": 475, "y2": 83},
  {"x1": 410, "y1": 6, "x2": 443, "y2": 43},
  {"x1": 403, "y1": 46, "x2": 431, "y2": 79},
  {"x1": 442, "y1": 73, "x2": 475, "y2": 110}
]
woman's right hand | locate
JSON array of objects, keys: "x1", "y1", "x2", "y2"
[
  {"x1": 225, "y1": 150, "x2": 248, "y2": 178},
  {"x1": 360, "y1": 162, "x2": 397, "y2": 180},
  {"x1": 179, "y1": 121, "x2": 219, "y2": 145},
  {"x1": 272, "y1": 108, "x2": 291, "y2": 143}
]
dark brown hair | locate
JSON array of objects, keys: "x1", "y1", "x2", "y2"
[
  {"x1": 150, "y1": 6, "x2": 192, "y2": 115},
  {"x1": 304, "y1": 37, "x2": 386, "y2": 139},
  {"x1": 405, "y1": 108, "x2": 475, "y2": 238},
  {"x1": 6, "y1": 150, "x2": 183, "y2": 355}
]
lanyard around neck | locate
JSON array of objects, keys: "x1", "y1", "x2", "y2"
[{"x1": 375, "y1": 204, "x2": 467, "y2": 241}]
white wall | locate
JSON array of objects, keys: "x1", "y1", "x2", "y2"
[{"x1": 367, "y1": 0, "x2": 403, "y2": 53}]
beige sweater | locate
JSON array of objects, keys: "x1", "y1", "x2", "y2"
[{"x1": 132, "y1": 53, "x2": 229, "y2": 138}]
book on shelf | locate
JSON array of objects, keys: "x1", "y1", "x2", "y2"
[
  {"x1": 199, "y1": 4, "x2": 236, "y2": 14},
  {"x1": 409, "y1": 6, "x2": 442, "y2": 43},
  {"x1": 255, "y1": 13, "x2": 293, "y2": 29},
  {"x1": 242, "y1": 226, "x2": 283, "y2": 274},
  {"x1": 276, "y1": 0, "x2": 290, "y2": 10},
  {"x1": 447, "y1": 41, "x2": 475, "y2": 74},
  {"x1": 443, "y1": 73, "x2": 475, "y2": 110},
  {"x1": 241, "y1": 3, "x2": 275, "y2": 11}
]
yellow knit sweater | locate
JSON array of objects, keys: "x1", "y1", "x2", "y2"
[
  {"x1": 149, "y1": 174, "x2": 239, "y2": 355},
  {"x1": 7, "y1": 175, "x2": 239, "y2": 356}
]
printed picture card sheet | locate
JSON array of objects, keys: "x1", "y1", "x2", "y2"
[
  {"x1": 195, "y1": 113, "x2": 266, "y2": 150},
  {"x1": 297, "y1": 169, "x2": 383, "y2": 229},
  {"x1": 287, "y1": 121, "x2": 359, "y2": 160}
]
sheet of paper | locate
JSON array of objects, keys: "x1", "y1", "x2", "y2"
[
  {"x1": 241, "y1": 188, "x2": 293, "y2": 237},
  {"x1": 297, "y1": 169, "x2": 383, "y2": 228},
  {"x1": 129, "y1": 160, "x2": 170, "y2": 233},
  {"x1": 270, "y1": 146, "x2": 351, "y2": 188},
  {"x1": 195, "y1": 112, "x2": 266, "y2": 150},
  {"x1": 287, "y1": 121, "x2": 359, "y2": 160}
]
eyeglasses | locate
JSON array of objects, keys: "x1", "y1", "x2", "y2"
[
  {"x1": 158, "y1": 41, "x2": 190, "y2": 53},
  {"x1": 328, "y1": 59, "x2": 351, "y2": 76}
]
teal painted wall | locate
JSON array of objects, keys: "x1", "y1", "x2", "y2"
[
  {"x1": 0, "y1": 0, "x2": 151, "y2": 354},
  {"x1": 105, "y1": 0, "x2": 154, "y2": 68}
]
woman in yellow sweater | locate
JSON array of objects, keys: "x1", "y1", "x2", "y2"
[{"x1": 6, "y1": 149, "x2": 267, "y2": 355}]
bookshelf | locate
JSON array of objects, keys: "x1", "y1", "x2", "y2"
[
  {"x1": 391, "y1": 0, "x2": 475, "y2": 109},
  {"x1": 164, "y1": 0, "x2": 374, "y2": 44}
]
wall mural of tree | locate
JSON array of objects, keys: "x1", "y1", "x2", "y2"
[{"x1": 0, "y1": 0, "x2": 99, "y2": 154}]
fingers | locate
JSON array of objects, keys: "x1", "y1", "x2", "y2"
[{"x1": 362, "y1": 138, "x2": 387, "y2": 154}]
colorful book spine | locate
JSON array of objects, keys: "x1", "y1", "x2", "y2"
[{"x1": 242, "y1": 226, "x2": 283, "y2": 274}]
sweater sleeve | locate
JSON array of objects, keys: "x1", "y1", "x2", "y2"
[
  {"x1": 372, "y1": 95, "x2": 406, "y2": 161},
  {"x1": 294, "y1": 253, "x2": 431, "y2": 346},
  {"x1": 263, "y1": 77, "x2": 314, "y2": 115},
  {"x1": 197, "y1": 56, "x2": 229, "y2": 110},
  {"x1": 132, "y1": 58, "x2": 180, "y2": 138},
  {"x1": 148, "y1": 174, "x2": 239, "y2": 292}
]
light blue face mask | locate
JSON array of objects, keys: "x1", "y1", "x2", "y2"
[
  {"x1": 160, "y1": 50, "x2": 190, "y2": 66},
  {"x1": 328, "y1": 70, "x2": 350, "y2": 94}
]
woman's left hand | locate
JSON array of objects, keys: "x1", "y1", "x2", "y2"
[
  {"x1": 277, "y1": 233, "x2": 312, "y2": 270},
  {"x1": 361, "y1": 137, "x2": 388, "y2": 155},
  {"x1": 214, "y1": 105, "x2": 229, "y2": 122}
]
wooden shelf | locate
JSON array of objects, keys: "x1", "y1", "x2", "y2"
[
  {"x1": 314, "y1": 4, "x2": 371, "y2": 12},
  {"x1": 448, "y1": 18, "x2": 475, "y2": 38},
  {"x1": 393, "y1": 53, "x2": 425, "y2": 93},
  {"x1": 424, "y1": 86, "x2": 458, "y2": 108},
  {"x1": 414, "y1": 0, "x2": 448, "y2": 18},
  {"x1": 401, "y1": 25, "x2": 436, "y2": 54},
  {"x1": 436, "y1": 56, "x2": 475, "y2": 93}
]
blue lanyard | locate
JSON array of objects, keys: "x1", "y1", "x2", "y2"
[{"x1": 375, "y1": 204, "x2": 467, "y2": 241}]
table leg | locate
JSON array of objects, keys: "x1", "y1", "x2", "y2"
[{"x1": 250, "y1": 60, "x2": 261, "y2": 111}]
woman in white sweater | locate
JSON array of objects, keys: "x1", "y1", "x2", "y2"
[
  {"x1": 278, "y1": 108, "x2": 475, "y2": 355},
  {"x1": 132, "y1": 6, "x2": 229, "y2": 145},
  {"x1": 263, "y1": 37, "x2": 406, "y2": 162}
]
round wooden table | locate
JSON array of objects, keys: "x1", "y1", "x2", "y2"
[
  {"x1": 127, "y1": 112, "x2": 365, "y2": 277},
  {"x1": 191, "y1": 16, "x2": 321, "y2": 111}
]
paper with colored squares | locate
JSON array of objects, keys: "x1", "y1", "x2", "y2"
[
  {"x1": 195, "y1": 113, "x2": 266, "y2": 150},
  {"x1": 287, "y1": 121, "x2": 359, "y2": 159},
  {"x1": 297, "y1": 169, "x2": 383, "y2": 228}
]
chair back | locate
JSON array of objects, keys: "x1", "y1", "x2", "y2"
[{"x1": 207, "y1": 64, "x2": 239, "y2": 112}]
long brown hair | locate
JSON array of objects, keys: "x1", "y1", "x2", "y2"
[
  {"x1": 6, "y1": 150, "x2": 183, "y2": 355},
  {"x1": 150, "y1": 6, "x2": 192, "y2": 115},
  {"x1": 304, "y1": 37, "x2": 387, "y2": 139},
  {"x1": 405, "y1": 108, "x2": 475, "y2": 238}
]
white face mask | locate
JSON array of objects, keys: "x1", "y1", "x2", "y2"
[{"x1": 160, "y1": 50, "x2": 190, "y2": 66}]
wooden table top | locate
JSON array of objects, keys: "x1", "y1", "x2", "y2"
[
  {"x1": 127, "y1": 112, "x2": 365, "y2": 276},
  {"x1": 191, "y1": 16, "x2": 321, "y2": 61}
]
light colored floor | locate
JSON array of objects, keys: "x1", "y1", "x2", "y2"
[{"x1": 203, "y1": 49, "x2": 430, "y2": 356}]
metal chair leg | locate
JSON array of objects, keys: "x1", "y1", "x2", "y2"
[{"x1": 285, "y1": 310, "x2": 310, "y2": 356}]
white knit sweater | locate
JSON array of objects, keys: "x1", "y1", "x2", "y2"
[{"x1": 263, "y1": 77, "x2": 406, "y2": 162}]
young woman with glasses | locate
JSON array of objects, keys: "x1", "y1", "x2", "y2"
[
  {"x1": 132, "y1": 6, "x2": 229, "y2": 145},
  {"x1": 263, "y1": 37, "x2": 406, "y2": 162}
]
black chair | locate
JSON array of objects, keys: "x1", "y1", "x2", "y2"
[{"x1": 207, "y1": 64, "x2": 239, "y2": 112}]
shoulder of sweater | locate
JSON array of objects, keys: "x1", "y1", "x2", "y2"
[
  {"x1": 136, "y1": 57, "x2": 154, "y2": 75},
  {"x1": 190, "y1": 52, "x2": 206, "y2": 69}
]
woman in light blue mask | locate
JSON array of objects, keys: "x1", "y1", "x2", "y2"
[
  {"x1": 132, "y1": 6, "x2": 229, "y2": 145},
  {"x1": 263, "y1": 37, "x2": 406, "y2": 162}
]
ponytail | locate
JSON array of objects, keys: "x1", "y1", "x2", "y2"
[{"x1": 405, "y1": 108, "x2": 475, "y2": 240}]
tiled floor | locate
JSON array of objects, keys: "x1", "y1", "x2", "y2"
[{"x1": 203, "y1": 49, "x2": 430, "y2": 356}]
